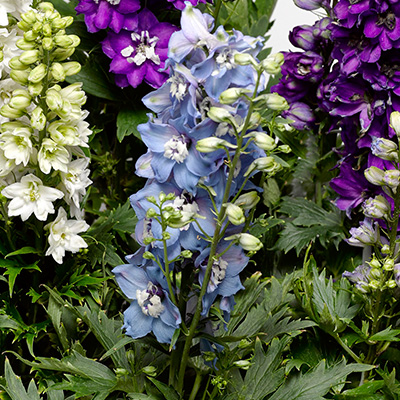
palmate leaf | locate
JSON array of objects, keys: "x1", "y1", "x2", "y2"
[
  {"x1": 117, "y1": 108, "x2": 148, "y2": 142},
  {"x1": 276, "y1": 197, "x2": 346, "y2": 255},
  {"x1": 268, "y1": 359, "x2": 373, "y2": 400}
]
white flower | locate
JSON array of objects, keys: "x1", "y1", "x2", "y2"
[
  {"x1": 0, "y1": 124, "x2": 33, "y2": 166},
  {"x1": 0, "y1": 0, "x2": 32, "y2": 25},
  {"x1": 2, "y1": 173, "x2": 64, "y2": 221},
  {"x1": 0, "y1": 28, "x2": 22, "y2": 76},
  {"x1": 38, "y1": 138, "x2": 70, "y2": 173},
  {"x1": 59, "y1": 157, "x2": 92, "y2": 218},
  {"x1": 0, "y1": 148, "x2": 15, "y2": 176},
  {"x1": 45, "y1": 207, "x2": 89, "y2": 264}
]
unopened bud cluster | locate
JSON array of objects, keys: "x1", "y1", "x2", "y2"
[{"x1": 0, "y1": 2, "x2": 92, "y2": 264}]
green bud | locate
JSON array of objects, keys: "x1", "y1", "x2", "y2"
[
  {"x1": 180, "y1": 250, "x2": 193, "y2": 258},
  {"x1": 364, "y1": 166, "x2": 385, "y2": 186},
  {"x1": 234, "y1": 53, "x2": 258, "y2": 68},
  {"x1": 142, "y1": 251, "x2": 156, "y2": 260},
  {"x1": 28, "y1": 63, "x2": 47, "y2": 83},
  {"x1": 165, "y1": 192, "x2": 176, "y2": 201},
  {"x1": 142, "y1": 366, "x2": 157, "y2": 376},
  {"x1": 263, "y1": 93, "x2": 289, "y2": 111},
  {"x1": 37, "y1": 2, "x2": 55, "y2": 12},
  {"x1": 9, "y1": 90, "x2": 31, "y2": 110},
  {"x1": 143, "y1": 236, "x2": 156, "y2": 245},
  {"x1": 32, "y1": 21, "x2": 43, "y2": 33},
  {"x1": 225, "y1": 203, "x2": 245, "y2": 225},
  {"x1": 196, "y1": 137, "x2": 237, "y2": 153},
  {"x1": 369, "y1": 280, "x2": 380, "y2": 290},
  {"x1": 159, "y1": 191, "x2": 166, "y2": 202},
  {"x1": 28, "y1": 82, "x2": 44, "y2": 96},
  {"x1": 368, "y1": 257, "x2": 381, "y2": 269},
  {"x1": 244, "y1": 156, "x2": 281, "y2": 177},
  {"x1": 370, "y1": 268, "x2": 381, "y2": 280},
  {"x1": 278, "y1": 144, "x2": 291, "y2": 153},
  {"x1": 162, "y1": 232, "x2": 171, "y2": 240},
  {"x1": 42, "y1": 23, "x2": 53, "y2": 37},
  {"x1": 390, "y1": 111, "x2": 400, "y2": 137},
  {"x1": 19, "y1": 50, "x2": 40, "y2": 65},
  {"x1": 17, "y1": 20, "x2": 31, "y2": 31},
  {"x1": 9, "y1": 56, "x2": 29, "y2": 70},
  {"x1": 207, "y1": 107, "x2": 236, "y2": 124},
  {"x1": 50, "y1": 62, "x2": 66, "y2": 81},
  {"x1": 381, "y1": 244, "x2": 390, "y2": 254},
  {"x1": 10, "y1": 69, "x2": 30, "y2": 85},
  {"x1": 42, "y1": 37, "x2": 54, "y2": 51},
  {"x1": 383, "y1": 258, "x2": 395, "y2": 271},
  {"x1": 51, "y1": 47, "x2": 75, "y2": 61},
  {"x1": 233, "y1": 360, "x2": 252, "y2": 370},
  {"x1": 261, "y1": 52, "x2": 284, "y2": 75},
  {"x1": 20, "y1": 10, "x2": 37, "y2": 25},
  {"x1": 387, "y1": 280, "x2": 397, "y2": 289},
  {"x1": 31, "y1": 106, "x2": 47, "y2": 130},
  {"x1": 62, "y1": 61, "x2": 81, "y2": 76},
  {"x1": 238, "y1": 339, "x2": 252, "y2": 349},
  {"x1": 46, "y1": 87, "x2": 64, "y2": 111},
  {"x1": 248, "y1": 131, "x2": 276, "y2": 151},
  {"x1": 16, "y1": 39, "x2": 36, "y2": 50},
  {"x1": 383, "y1": 169, "x2": 400, "y2": 188},
  {"x1": 225, "y1": 233, "x2": 263, "y2": 251},
  {"x1": 23, "y1": 30, "x2": 39, "y2": 42},
  {"x1": 146, "y1": 196, "x2": 157, "y2": 204},
  {"x1": 146, "y1": 208, "x2": 157, "y2": 218},
  {"x1": 0, "y1": 104, "x2": 25, "y2": 118},
  {"x1": 219, "y1": 87, "x2": 251, "y2": 104},
  {"x1": 234, "y1": 191, "x2": 260, "y2": 210}
]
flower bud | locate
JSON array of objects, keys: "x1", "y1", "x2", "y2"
[
  {"x1": 28, "y1": 63, "x2": 47, "y2": 84},
  {"x1": 31, "y1": 107, "x2": 47, "y2": 130},
  {"x1": 369, "y1": 280, "x2": 380, "y2": 290},
  {"x1": 142, "y1": 251, "x2": 156, "y2": 260},
  {"x1": 17, "y1": 20, "x2": 31, "y2": 31},
  {"x1": 371, "y1": 137, "x2": 398, "y2": 162},
  {"x1": 53, "y1": 35, "x2": 76, "y2": 48},
  {"x1": 19, "y1": 50, "x2": 40, "y2": 65},
  {"x1": 390, "y1": 111, "x2": 400, "y2": 137},
  {"x1": 278, "y1": 145, "x2": 291, "y2": 153},
  {"x1": 51, "y1": 47, "x2": 75, "y2": 61},
  {"x1": 244, "y1": 156, "x2": 281, "y2": 176},
  {"x1": 196, "y1": 137, "x2": 237, "y2": 153},
  {"x1": 382, "y1": 244, "x2": 390, "y2": 254},
  {"x1": 263, "y1": 93, "x2": 289, "y2": 111},
  {"x1": 42, "y1": 23, "x2": 52, "y2": 37},
  {"x1": 248, "y1": 131, "x2": 276, "y2": 151},
  {"x1": 368, "y1": 257, "x2": 381, "y2": 269},
  {"x1": 347, "y1": 219, "x2": 379, "y2": 247},
  {"x1": 261, "y1": 52, "x2": 284, "y2": 74},
  {"x1": 234, "y1": 53, "x2": 258, "y2": 68},
  {"x1": 32, "y1": 21, "x2": 43, "y2": 34},
  {"x1": 383, "y1": 169, "x2": 400, "y2": 188},
  {"x1": 225, "y1": 203, "x2": 245, "y2": 225},
  {"x1": 386, "y1": 280, "x2": 397, "y2": 289},
  {"x1": 50, "y1": 62, "x2": 66, "y2": 81},
  {"x1": 20, "y1": 10, "x2": 37, "y2": 25},
  {"x1": 233, "y1": 360, "x2": 252, "y2": 370},
  {"x1": 238, "y1": 233, "x2": 263, "y2": 251},
  {"x1": 9, "y1": 56, "x2": 29, "y2": 70},
  {"x1": 362, "y1": 195, "x2": 391, "y2": 219},
  {"x1": 10, "y1": 69, "x2": 30, "y2": 85},
  {"x1": 181, "y1": 250, "x2": 193, "y2": 258},
  {"x1": 364, "y1": 166, "x2": 385, "y2": 186},
  {"x1": 0, "y1": 104, "x2": 25, "y2": 119},
  {"x1": 142, "y1": 366, "x2": 157, "y2": 376},
  {"x1": 370, "y1": 268, "x2": 381, "y2": 280},
  {"x1": 62, "y1": 61, "x2": 81, "y2": 76},
  {"x1": 37, "y1": 2, "x2": 55, "y2": 12},
  {"x1": 207, "y1": 107, "x2": 236, "y2": 124},
  {"x1": 23, "y1": 30, "x2": 39, "y2": 42},
  {"x1": 16, "y1": 39, "x2": 36, "y2": 50},
  {"x1": 146, "y1": 208, "x2": 157, "y2": 218},
  {"x1": 162, "y1": 231, "x2": 171, "y2": 240},
  {"x1": 165, "y1": 192, "x2": 176, "y2": 201},
  {"x1": 42, "y1": 37, "x2": 54, "y2": 51},
  {"x1": 8, "y1": 90, "x2": 31, "y2": 110},
  {"x1": 383, "y1": 258, "x2": 394, "y2": 271},
  {"x1": 234, "y1": 191, "x2": 260, "y2": 210},
  {"x1": 28, "y1": 82, "x2": 44, "y2": 96},
  {"x1": 219, "y1": 87, "x2": 251, "y2": 104},
  {"x1": 294, "y1": 0, "x2": 326, "y2": 10},
  {"x1": 46, "y1": 88, "x2": 64, "y2": 111}
]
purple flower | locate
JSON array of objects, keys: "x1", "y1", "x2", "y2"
[
  {"x1": 113, "y1": 263, "x2": 181, "y2": 343},
  {"x1": 282, "y1": 101, "x2": 316, "y2": 130},
  {"x1": 343, "y1": 264, "x2": 371, "y2": 292},
  {"x1": 76, "y1": 0, "x2": 140, "y2": 33},
  {"x1": 294, "y1": 0, "x2": 330, "y2": 11},
  {"x1": 102, "y1": 9, "x2": 178, "y2": 88},
  {"x1": 167, "y1": 0, "x2": 207, "y2": 11}
]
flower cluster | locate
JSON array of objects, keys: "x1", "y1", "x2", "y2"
[
  {"x1": 0, "y1": 2, "x2": 92, "y2": 264},
  {"x1": 113, "y1": 3, "x2": 289, "y2": 344},
  {"x1": 273, "y1": 0, "x2": 400, "y2": 216},
  {"x1": 343, "y1": 113, "x2": 400, "y2": 292},
  {"x1": 76, "y1": 0, "x2": 210, "y2": 88}
]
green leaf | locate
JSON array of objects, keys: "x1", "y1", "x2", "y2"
[
  {"x1": 100, "y1": 337, "x2": 134, "y2": 361},
  {"x1": 128, "y1": 394, "x2": 159, "y2": 400},
  {"x1": 147, "y1": 377, "x2": 179, "y2": 400},
  {"x1": 0, "y1": 314, "x2": 21, "y2": 330},
  {"x1": 239, "y1": 337, "x2": 288, "y2": 399},
  {"x1": 3, "y1": 358, "x2": 31, "y2": 400},
  {"x1": 269, "y1": 359, "x2": 373, "y2": 400},
  {"x1": 66, "y1": 62, "x2": 121, "y2": 101},
  {"x1": 370, "y1": 327, "x2": 400, "y2": 342},
  {"x1": 334, "y1": 380, "x2": 385, "y2": 399},
  {"x1": 117, "y1": 108, "x2": 148, "y2": 142},
  {"x1": 5, "y1": 247, "x2": 40, "y2": 258},
  {"x1": 263, "y1": 179, "x2": 281, "y2": 208},
  {"x1": 49, "y1": 0, "x2": 78, "y2": 16}
]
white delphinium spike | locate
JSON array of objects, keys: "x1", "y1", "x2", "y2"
[
  {"x1": 45, "y1": 207, "x2": 89, "y2": 264},
  {"x1": 2, "y1": 173, "x2": 64, "y2": 221}
]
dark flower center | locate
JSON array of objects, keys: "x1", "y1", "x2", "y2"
[
  {"x1": 381, "y1": 63, "x2": 400, "y2": 78},
  {"x1": 377, "y1": 11, "x2": 396, "y2": 30}
]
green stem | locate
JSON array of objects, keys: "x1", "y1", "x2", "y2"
[
  {"x1": 176, "y1": 71, "x2": 263, "y2": 395},
  {"x1": 188, "y1": 372, "x2": 203, "y2": 400},
  {"x1": 212, "y1": 0, "x2": 222, "y2": 29},
  {"x1": 332, "y1": 333, "x2": 364, "y2": 364}
]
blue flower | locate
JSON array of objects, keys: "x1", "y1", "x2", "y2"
[{"x1": 113, "y1": 263, "x2": 181, "y2": 343}]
